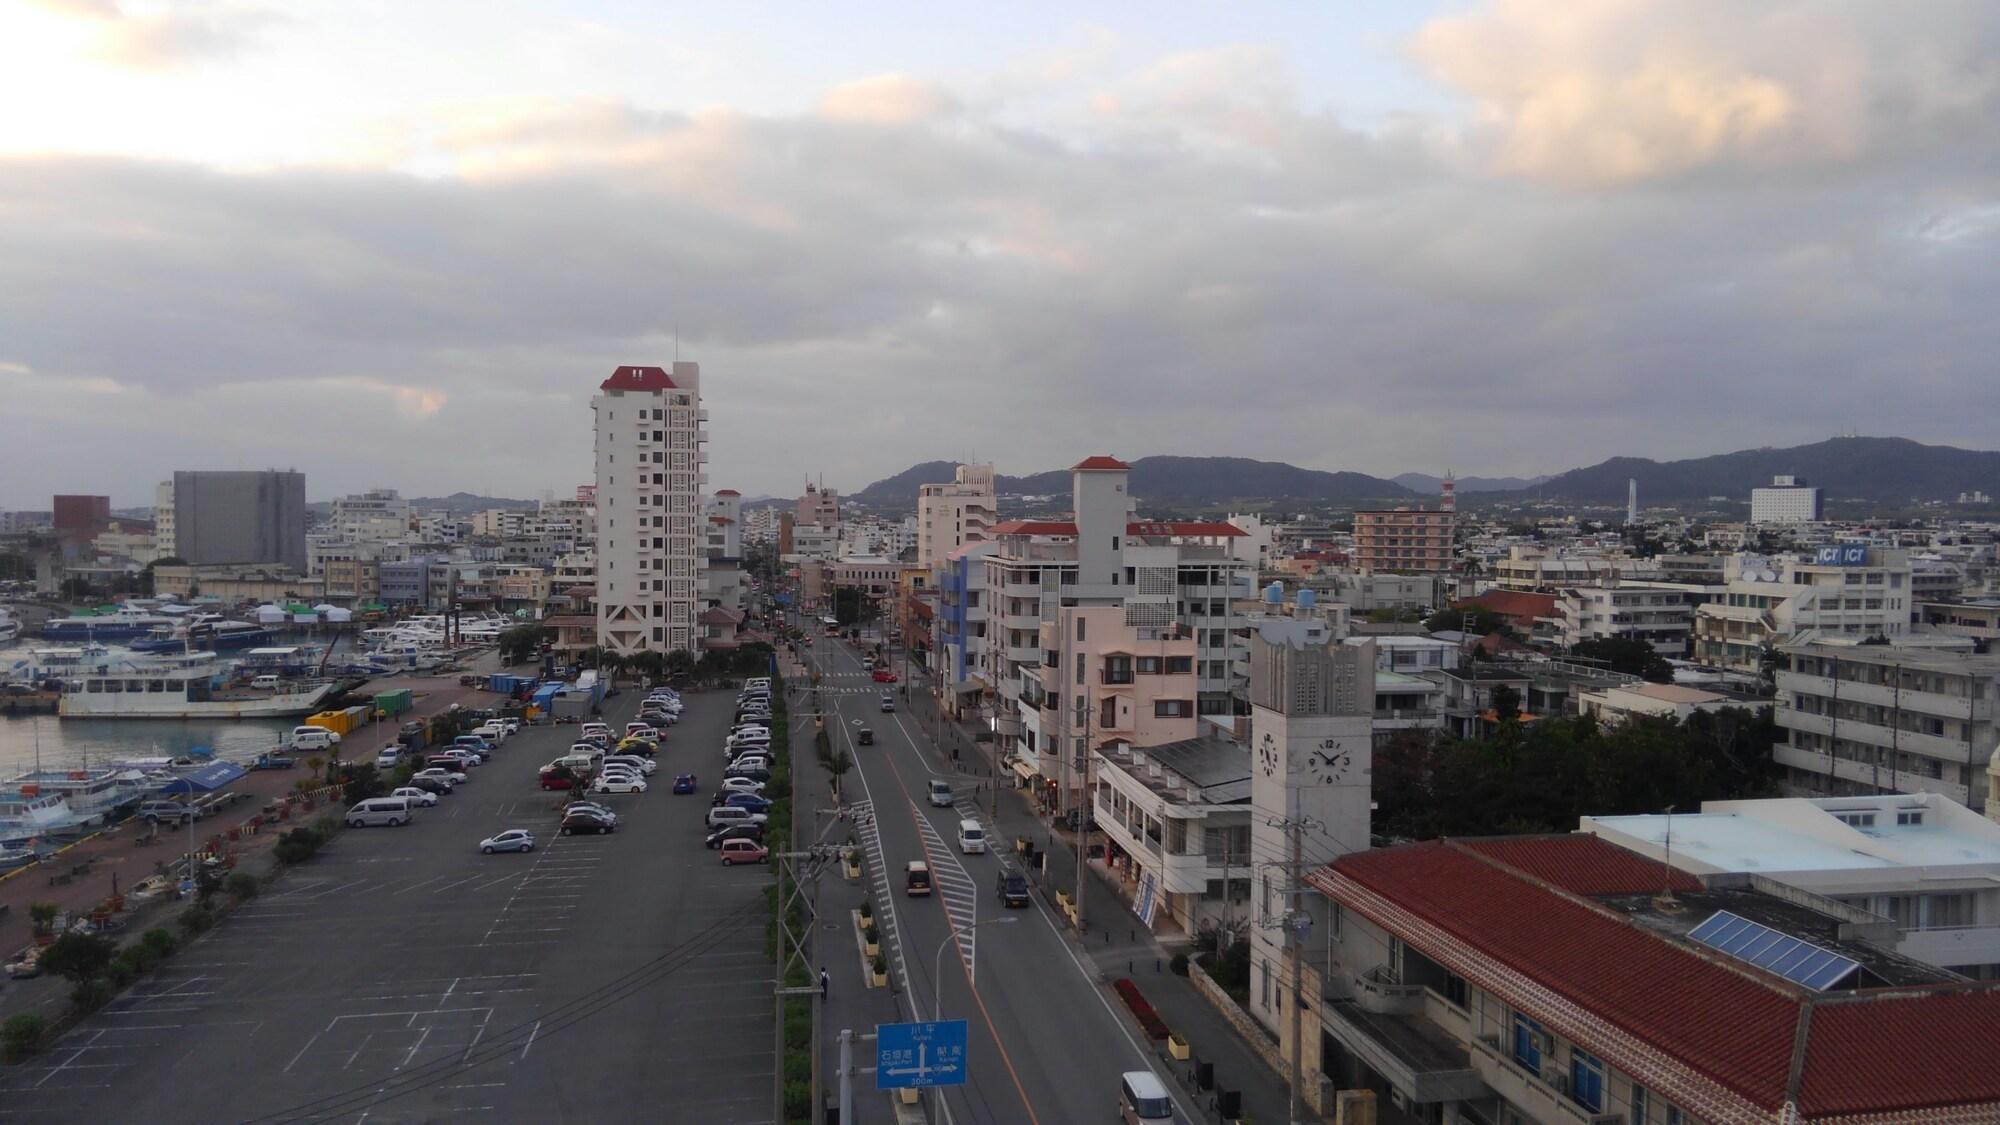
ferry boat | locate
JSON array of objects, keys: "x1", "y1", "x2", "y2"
[
  {"x1": 2, "y1": 768, "x2": 149, "y2": 826},
  {"x1": 40, "y1": 607, "x2": 181, "y2": 642},
  {"x1": 130, "y1": 619, "x2": 278, "y2": 653},
  {"x1": 57, "y1": 665, "x2": 336, "y2": 720}
]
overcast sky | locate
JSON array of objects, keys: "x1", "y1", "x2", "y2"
[{"x1": 3, "y1": 1, "x2": 1997, "y2": 508}]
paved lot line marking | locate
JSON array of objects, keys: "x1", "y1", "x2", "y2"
[
  {"x1": 390, "y1": 875, "x2": 450, "y2": 896},
  {"x1": 285, "y1": 1030, "x2": 325, "y2": 1073},
  {"x1": 519, "y1": 1019, "x2": 541, "y2": 1060}
]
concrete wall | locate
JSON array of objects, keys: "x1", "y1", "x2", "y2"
[{"x1": 173, "y1": 470, "x2": 307, "y2": 572}]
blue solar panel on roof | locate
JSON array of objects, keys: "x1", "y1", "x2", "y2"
[{"x1": 1688, "y1": 910, "x2": 1861, "y2": 991}]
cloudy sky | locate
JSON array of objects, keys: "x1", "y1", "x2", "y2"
[{"x1": 3, "y1": 0, "x2": 1997, "y2": 508}]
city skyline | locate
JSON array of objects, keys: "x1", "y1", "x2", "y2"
[{"x1": 5, "y1": 2, "x2": 1999, "y2": 507}]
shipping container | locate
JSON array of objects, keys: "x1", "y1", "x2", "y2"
[{"x1": 373, "y1": 688, "x2": 413, "y2": 717}]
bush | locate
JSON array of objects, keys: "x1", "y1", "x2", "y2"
[
  {"x1": 1169, "y1": 952, "x2": 1190, "y2": 976},
  {"x1": 872, "y1": 954, "x2": 887, "y2": 976},
  {"x1": 179, "y1": 904, "x2": 217, "y2": 936},
  {"x1": 224, "y1": 872, "x2": 259, "y2": 900},
  {"x1": 782, "y1": 1079, "x2": 812, "y2": 1123},
  {"x1": 69, "y1": 980, "x2": 114, "y2": 1015},
  {"x1": 140, "y1": 928, "x2": 179, "y2": 959},
  {"x1": 38, "y1": 932, "x2": 116, "y2": 984},
  {"x1": 106, "y1": 951, "x2": 141, "y2": 988},
  {"x1": 2, "y1": 1013, "x2": 48, "y2": 1062}
]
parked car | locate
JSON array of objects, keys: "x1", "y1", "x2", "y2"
[
  {"x1": 718, "y1": 776, "x2": 765, "y2": 795},
  {"x1": 722, "y1": 793, "x2": 772, "y2": 813},
  {"x1": 288, "y1": 725, "x2": 341, "y2": 751},
  {"x1": 562, "y1": 800, "x2": 620, "y2": 825},
  {"x1": 706, "y1": 806, "x2": 769, "y2": 830},
  {"x1": 616, "y1": 737, "x2": 658, "y2": 757},
  {"x1": 719, "y1": 839, "x2": 769, "y2": 865},
  {"x1": 479, "y1": 829, "x2": 535, "y2": 854},
  {"x1": 604, "y1": 754, "x2": 657, "y2": 775},
  {"x1": 538, "y1": 767, "x2": 577, "y2": 791},
  {"x1": 415, "y1": 766, "x2": 467, "y2": 786},
  {"x1": 136, "y1": 800, "x2": 196, "y2": 826},
  {"x1": 560, "y1": 811, "x2": 616, "y2": 835},
  {"x1": 724, "y1": 767, "x2": 772, "y2": 784},
  {"x1": 672, "y1": 773, "x2": 698, "y2": 794},
  {"x1": 592, "y1": 774, "x2": 648, "y2": 794},
  {"x1": 390, "y1": 786, "x2": 439, "y2": 808},
  {"x1": 705, "y1": 823, "x2": 766, "y2": 849},
  {"x1": 408, "y1": 775, "x2": 454, "y2": 796},
  {"x1": 374, "y1": 746, "x2": 403, "y2": 769}
]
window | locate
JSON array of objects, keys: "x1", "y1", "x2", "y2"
[
  {"x1": 1569, "y1": 1048, "x2": 1605, "y2": 1112},
  {"x1": 1632, "y1": 1085, "x2": 1650, "y2": 1125},
  {"x1": 1136, "y1": 656, "x2": 1161, "y2": 675},
  {"x1": 1511, "y1": 1013, "x2": 1543, "y2": 1072},
  {"x1": 1166, "y1": 656, "x2": 1193, "y2": 674},
  {"x1": 1897, "y1": 810, "x2": 1924, "y2": 826},
  {"x1": 1076, "y1": 617, "x2": 1086, "y2": 642},
  {"x1": 1665, "y1": 1106, "x2": 1684, "y2": 1125},
  {"x1": 1443, "y1": 973, "x2": 1467, "y2": 1009},
  {"x1": 1154, "y1": 700, "x2": 1192, "y2": 718}
]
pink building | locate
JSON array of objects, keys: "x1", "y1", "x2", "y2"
[{"x1": 1021, "y1": 604, "x2": 1200, "y2": 810}]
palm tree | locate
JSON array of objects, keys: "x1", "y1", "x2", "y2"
[{"x1": 304, "y1": 755, "x2": 326, "y2": 783}]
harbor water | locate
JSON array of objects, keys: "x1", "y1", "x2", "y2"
[{"x1": 0, "y1": 713, "x2": 298, "y2": 775}]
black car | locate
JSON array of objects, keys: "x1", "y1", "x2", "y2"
[
  {"x1": 560, "y1": 811, "x2": 617, "y2": 835},
  {"x1": 408, "y1": 775, "x2": 454, "y2": 796},
  {"x1": 705, "y1": 823, "x2": 766, "y2": 849}
]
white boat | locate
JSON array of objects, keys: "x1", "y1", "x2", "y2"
[
  {"x1": 0, "y1": 607, "x2": 21, "y2": 647},
  {"x1": 0, "y1": 788, "x2": 86, "y2": 842},
  {"x1": 2, "y1": 769, "x2": 147, "y2": 826},
  {"x1": 57, "y1": 666, "x2": 337, "y2": 720}
]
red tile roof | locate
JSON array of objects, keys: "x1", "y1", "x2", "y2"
[
  {"x1": 598, "y1": 365, "x2": 677, "y2": 392},
  {"x1": 697, "y1": 607, "x2": 744, "y2": 626},
  {"x1": 1072, "y1": 455, "x2": 1131, "y2": 471},
  {"x1": 1308, "y1": 837, "x2": 2000, "y2": 1121},
  {"x1": 1455, "y1": 589, "x2": 1559, "y2": 625},
  {"x1": 1125, "y1": 520, "x2": 1247, "y2": 538},
  {"x1": 714, "y1": 489, "x2": 740, "y2": 496}
]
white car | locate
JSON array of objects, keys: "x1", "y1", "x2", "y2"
[
  {"x1": 640, "y1": 709, "x2": 680, "y2": 726},
  {"x1": 390, "y1": 786, "x2": 439, "y2": 808},
  {"x1": 603, "y1": 755, "x2": 657, "y2": 775},
  {"x1": 592, "y1": 774, "x2": 648, "y2": 794},
  {"x1": 597, "y1": 767, "x2": 644, "y2": 785},
  {"x1": 501, "y1": 718, "x2": 522, "y2": 734},
  {"x1": 475, "y1": 722, "x2": 510, "y2": 743},
  {"x1": 414, "y1": 766, "x2": 467, "y2": 786},
  {"x1": 718, "y1": 776, "x2": 766, "y2": 795},
  {"x1": 374, "y1": 746, "x2": 403, "y2": 769},
  {"x1": 580, "y1": 723, "x2": 612, "y2": 740},
  {"x1": 480, "y1": 829, "x2": 535, "y2": 854}
]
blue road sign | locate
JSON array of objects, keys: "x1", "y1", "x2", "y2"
[{"x1": 875, "y1": 1019, "x2": 968, "y2": 1090}]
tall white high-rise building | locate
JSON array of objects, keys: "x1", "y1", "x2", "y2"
[
  {"x1": 153, "y1": 479, "x2": 177, "y2": 558},
  {"x1": 916, "y1": 463, "x2": 997, "y2": 570},
  {"x1": 593, "y1": 362, "x2": 707, "y2": 656}
]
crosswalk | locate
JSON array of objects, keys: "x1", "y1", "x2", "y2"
[{"x1": 911, "y1": 807, "x2": 983, "y2": 978}]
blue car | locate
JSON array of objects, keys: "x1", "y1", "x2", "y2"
[
  {"x1": 672, "y1": 773, "x2": 698, "y2": 795},
  {"x1": 724, "y1": 793, "x2": 772, "y2": 813}
]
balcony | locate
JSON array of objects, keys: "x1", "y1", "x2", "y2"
[
  {"x1": 1779, "y1": 673, "x2": 1991, "y2": 721},
  {"x1": 1319, "y1": 999, "x2": 1486, "y2": 1106},
  {"x1": 1772, "y1": 743, "x2": 1969, "y2": 805},
  {"x1": 1468, "y1": 1034, "x2": 1617, "y2": 1125},
  {"x1": 1780, "y1": 710, "x2": 1975, "y2": 763},
  {"x1": 1101, "y1": 670, "x2": 1135, "y2": 685}
]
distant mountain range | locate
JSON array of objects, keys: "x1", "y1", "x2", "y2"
[
  {"x1": 849, "y1": 457, "x2": 1416, "y2": 509},
  {"x1": 1392, "y1": 472, "x2": 1551, "y2": 494},
  {"x1": 1514, "y1": 437, "x2": 2000, "y2": 505},
  {"x1": 848, "y1": 437, "x2": 2000, "y2": 511}
]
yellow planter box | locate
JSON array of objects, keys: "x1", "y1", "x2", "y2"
[
  {"x1": 844, "y1": 861, "x2": 861, "y2": 880},
  {"x1": 1168, "y1": 1034, "x2": 1191, "y2": 1061},
  {"x1": 896, "y1": 1088, "x2": 918, "y2": 1106},
  {"x1": 872, "y1": 970, "x2": 889, "y2": 987},
  {"x1": 1055, "y1": 891, "x2": 1072, "y2": 911},
  {"x1": 865, "y1": 940, "x2": 880, "y2": 957}
]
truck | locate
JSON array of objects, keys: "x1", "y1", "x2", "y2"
[{"x1": 250, "y1": 752, "x2": 297, "y2": 770}]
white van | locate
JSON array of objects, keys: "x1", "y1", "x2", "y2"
[
  {"x1": 250, "y1": 675, "x2": 282, "y2": 690},
  {"x1": 958, "y1": 819, "x2": 986, "y2": 855},
  {"x1": 1119, "y1": 1071, "x2": 1174, "y2": 1122},
  {"x1": 345, "y1": 797, "x2": 412, "y2": 827},
  {"x1": 289, "y1": 726, "x2": 341, "y2": 750},
  {"x1": 927, "y1": 779, "x2": 954, "y2": 807}
]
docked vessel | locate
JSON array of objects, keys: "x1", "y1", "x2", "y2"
[
  {"x1": 40, "y1": 607, "x2": 181, "y2": 642},
  {"x1": 0, "y1": 788, "x2": 86, "y2": 843},
  {"x1": 57, "y1": 665, "x2": 337, "y2": 720},
  {"x1": 0, "y1": 606, "x2": 21, "y2": 647},
  {"x1": 130, "y1": 618, "x2": 278, "y2": 653}
]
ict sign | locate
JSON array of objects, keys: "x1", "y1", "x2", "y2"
[
  {"x1": 1814, "y1": 545, "x2": 1870, "y2": 566},
  {"x1": 876, "y1": 1019, "x2": 968, "y2": 1090}
]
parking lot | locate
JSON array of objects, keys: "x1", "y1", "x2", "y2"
[{"x1": 0, "y1": 685, "x2": 775, "y2": 1123}]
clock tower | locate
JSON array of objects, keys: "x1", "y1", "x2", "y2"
[{"x1": 1244, "y1": 617, "x2": 1375, "y2": 1038}]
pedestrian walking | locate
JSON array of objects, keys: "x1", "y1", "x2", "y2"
[{"x1": 819, "y1": 967, "x2": 830, "y2": 999}]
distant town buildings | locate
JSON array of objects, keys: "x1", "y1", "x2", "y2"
[
  {"x1": 593, "y1": 362, "x2": 707, "y2": 656},
  {"x1": 169, "y1": 469, "x2": 307, "y2": 572},
  {"x1": 1351, "y1": 507, "x2": 1456, "y2": 575}
]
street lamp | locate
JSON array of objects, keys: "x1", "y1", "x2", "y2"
[{"x1": 929, "y1": 917, "x2": 1018, "y2": 1118}]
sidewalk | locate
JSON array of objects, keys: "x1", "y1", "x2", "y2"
[{"x1": 895, "y1": 658, "x2": 1296, "y2": 1125}]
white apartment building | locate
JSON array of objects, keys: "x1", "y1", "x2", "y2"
[
  {"x1": 1554, "y1": 581, "x2": 1701, "y2": 655},
  {"x1": 1491, "y1": 545, "x2": 1661, "y2": 591},
  {"x1": 330, "y1": 489, "x2": 413, "y2": 543},
  {"x1": 593, "y1": 362, "x2": 707, "y2": 656},
  {"x1": 705, "y1": 490, "x2": 743, "y2": 559},
  {"x1": 1089, "y1": 735, "x2": 1252, "y2": 935},
  {"x1": 1585, "y1": 793, "x2": 2000, "y2": 978},
  {"x1": 1775, "y1": 641, "x2": 2000, "y2": 810},
  {"x1": 982, "y1": 457, "x2": 1252, "y2": 763},
  {"x1": 790, "y1": 523, "x2": 839, "y2": 560},
  {"x1": 916, "y1": 463, "x2": 997, "y2": 570},
  {"x1": 153, "y1": 479, "x2": 176, "y2": 558},
  {"x1": 1750, "y1": 474, "x2": 1824, "y2": 523},
  {"x1": 1692, "y1": 548, "x2": 1914, "y2": 673},
  {"x1": 1577, "y1": 682, "x2": 1731, "y2": 722}
]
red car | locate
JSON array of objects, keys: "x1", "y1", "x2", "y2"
[
  {"x1": 720, "y1": 839, "x2": 769, "y2": 865},
  {"x1": 871, "y1": 669, "x2": 898, "y2": 683},
  {"x1": 538, "y1": 768, "x2": 576, "y2": 791}
]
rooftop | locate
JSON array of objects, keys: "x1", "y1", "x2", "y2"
[
  {"x1": 1072, "y1": 455, "x2": 1131, "y2": 471},
  {"x1": 597, "y1": 364, "x2": 676, "y2": 392},
  {"x1": 1586, "y1": 794, "x2": 2000, "y2": 873}
]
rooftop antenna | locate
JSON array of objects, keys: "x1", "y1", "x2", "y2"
[{"x1": 1654, "y1": 805, "x2": 1683, "y2": 911}]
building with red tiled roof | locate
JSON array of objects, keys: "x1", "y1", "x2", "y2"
[
  {"x1": 1294, "y1": 834, "x2": 2000, "y2": 1124},
  {"x1": 1071, "y1": 454, "x2": 1131, "y2": 471}
]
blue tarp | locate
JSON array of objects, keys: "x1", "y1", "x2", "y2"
[
  {"x1": 531, "y1": 682, "x2": 565, "y2": 709},
  {"x1": 156, "y1": 761, "x2": 247, "y2": 794}
]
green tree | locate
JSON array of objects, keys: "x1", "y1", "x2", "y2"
[
  {"x1": 1424, "y1": 603, "x2": 1515, "y2": 638},
  {"x1": 38, "y1": 933, "x2": 116, "y2": 985},
  {"x1": 1571, "y1": 637, "x2": 1675, "y2": 683},
  {"x1": 1490, "y1": 684, "x2": 1522, "y2": 723}
]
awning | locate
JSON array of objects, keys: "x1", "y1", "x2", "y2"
[
  {"x1": 155, "y1": 761, "x2": 246, "y2": 794},
  {"x1": 1010, "y1": 758, "x2": 1040, "y2": 781}
]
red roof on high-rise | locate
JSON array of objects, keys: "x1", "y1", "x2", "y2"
[
  {"x1": 1125, "y1": 521, "x2": 1247, "y2": 539},
  {"x1": 1307, "y1": 836, "x2": 2000, "y2": 1121},
  {"x1": 598, "y1": 365, "x2": 677, "y2": 392},
  {"x1": 1071, "y1": 455, "x2": 1131, "y2": 471},
  {"x1": 715, "y1": 489, "x2": 740, "y2": 496}
]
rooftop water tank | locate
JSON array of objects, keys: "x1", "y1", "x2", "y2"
[
  {"x1": 1264, "y1": 582, "x2": 1284, "y2": 605},
  {"x1": 1297, "y1": 589, "x2": 1317, "y2": 610}
]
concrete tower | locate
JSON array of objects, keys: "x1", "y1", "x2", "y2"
[
  {"x1": 1439, "y1": 471, "x2": 1456, "y2": 514},
  {"x1": 1245, "y1": 616, "x2": 1375, "y2": 1037},
  {"x1": 1070, "y1": 455, "x2": 1134, "y2": 589},
  {"x1": 1628, "y1": 478, "x2": 1639, "y2": 524}
]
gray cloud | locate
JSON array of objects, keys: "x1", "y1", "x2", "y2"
[{"x1": 4, "y1": 5, "x2": 2000, "y2": 507}]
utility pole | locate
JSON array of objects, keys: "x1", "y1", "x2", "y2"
[
  {"x1": 1074, "y1": 684, "x2": 1091, "y2": 933},
  {"x1": 1288, "y1": 812, "x2": 1305, "y2": 1125}
]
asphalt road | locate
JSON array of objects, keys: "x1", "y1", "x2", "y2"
[
  {"x1": 0, "y1": 685, "x2": 775, "y2": 1123},
  {"x1": 806, "y1": 627, "x2": 1194, "y2": 1125}
]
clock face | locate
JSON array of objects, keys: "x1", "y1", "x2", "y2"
[
  {"x1": 1308, "y1": 738, "x2": 1352, "y2": 785},
  {"x1": 1258, "y1": 732, "x2": 1280, "y2": 779}
]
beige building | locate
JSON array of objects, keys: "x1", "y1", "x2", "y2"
[
  {"x1": 593, "y1": 362, "x2": 707, "y2": 656},
  {"x1": 1693, "y1": 548, "x2": 1916, "y2": 674},
  {"x1": 1352, "y1": 508, "x2": 1456, "y2": 575},
  {"x1": 1578, "y1": 682, "x2": 1731, "y2": 723},
  {"x1": 916, "y1": 463, "x2": 996, "y2": 570},
  {"x1": 152, "y1": 565, "x2": 323, "y2": 603}
]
